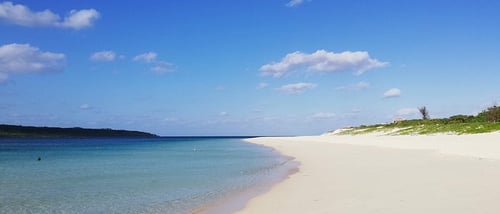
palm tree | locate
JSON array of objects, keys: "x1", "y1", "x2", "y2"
[{"x1": 419, "y1": 106, "x2": 430, "y2": 120}]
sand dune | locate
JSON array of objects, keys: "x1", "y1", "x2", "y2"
[{"x1": 238, "y1": 133, "x2": 500, "y2": 214}]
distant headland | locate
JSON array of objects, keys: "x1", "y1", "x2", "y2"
[{"x1": 0, "y1": 124, "x2": 158, "y2": 138}]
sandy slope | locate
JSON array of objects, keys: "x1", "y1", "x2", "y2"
[{"x1": 237, "y1": 133, "x2": 500, "y2": 214}]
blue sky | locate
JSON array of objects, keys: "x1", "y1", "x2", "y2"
[{"x1": 1, "y1": 0, "x2": 499, "y2": 136}]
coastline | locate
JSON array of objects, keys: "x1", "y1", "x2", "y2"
[
  {"x1": 237, "y1": 132, "x2": 500, "y2": 213},
  {"x1": 194, "y1": 141, "x2": 299, "y2": 214}
]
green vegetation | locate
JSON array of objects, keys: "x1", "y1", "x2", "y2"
[
  {"x1": 0, "y1": 124, "x2": 158, "y2": 138},
  {"x1": 334, "y1": 106, "x2": 500, "y2": 135}
]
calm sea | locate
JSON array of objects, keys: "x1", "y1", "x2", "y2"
[{"x1": 0, "y1": 137, "x2": 295, "y2": 214}]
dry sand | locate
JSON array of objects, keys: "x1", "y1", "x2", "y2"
[{"x1": 237, "y1": 133, "x2": 500, "y2": 214}]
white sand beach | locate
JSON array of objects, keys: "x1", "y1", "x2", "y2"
[{"x1": 238, "y1": 133, "x2": 500, "y2": 214}]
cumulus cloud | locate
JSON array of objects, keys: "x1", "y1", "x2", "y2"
[
  {"x1": 383, "y1": 88, "x2": 401, "y2": 98},
  {"x1": 133, "y1": 52, "x2": 157, "y2": 63},
  {"x1": 151, "y1": 61, "x2": 174, "y2": 74},
  {"x1": 278, "y1": 82, "x2": 317, "y2": 95},
  {"x1": 90, "y1": 51, "x2": 116, "y2": 62},
  {"x1": 336, "y1": 81, "x2": 370, "y2": 91},
  {"x1": 256, "y1": 82, "x2": 269, "y2": 89},
  {"x1": 0, "y1": 1, "x2": 99, "y2": 29},
  {"x1": 0, "y1": 43, "x2": 65, "y2": 81},
  {"x1": 286, "y1": 0, "x2": 305, "y2": 7},
  {"x1": 219, "y1": 111, "x2": 228, "y2": 116},
  {"x1": 260, "y1": 50, "x2": 387, "y2": 77},
  {"x1": 397, "y1": 108, "x2": 419, "y2": 116},
  {"x1": 311, "y1": 112, "x2": 336, "y2": 120},
  {"x1": 60, "y1": 9, "x2": 100, "y2": 30},
  {"x1": 133, "y1": 52, "x2": 174, "y2": 74},
  {"x1": 80, "y1": 104, "x2": 92, "y2": 110}
]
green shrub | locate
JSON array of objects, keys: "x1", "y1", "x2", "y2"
[{"x1": 477, "y1": 105, "x2": 500, "y2": 123}]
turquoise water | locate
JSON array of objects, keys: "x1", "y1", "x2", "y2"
[{"x1": 0, "y1": 137, "x2": 294, "y2": 213}]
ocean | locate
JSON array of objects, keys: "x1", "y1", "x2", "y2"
[{"x1": 0, "y1": 137, "x2": 296, "y2": 214}]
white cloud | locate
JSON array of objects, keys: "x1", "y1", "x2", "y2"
[
  {"x1": 133, "y1": 52, "x2": 157, "y2": 63},
  {"x1": 151, "y1": 61, "x2": 174, "y2": 74},
  {"x1": 0, "y1": 2, "x2": 99, "y2": 29},
  {"x1": 60, "y1": 9, "x2": 100, "y2": 30},
  {"x1": 278, "y1": 82, "x2": 317, "y2": 95},
  {"x1": 336, "y1": 81, "x2": 370, "y2": 90},
  {"x1": 0, "y1": 43, "x2": 65, "y2": 80},
  {"x1": 80, "y1": 104, "x2": 92, "y2": 110},
  {"x1": 286, "y1": 0, "x2": 305, "y2": 7},
  {"x1": 383, "y1": 88, "x2": 401, "y2": 98},
  {"x1": 90, "y1": 51, "x2": 116, "y2": 62},
  {"x1": 133, "y1": 52, "x2": 174, "y2": 74},
  {"x1": 219, "y1": 111, "x2": 228, "y2": 116},
  {"x1": 260, "y1": 50, "x2": 387, "y2": 77},
  {"x1": 397, "y1": 108, "x2": 419, "y2": 116},
  {"x1": 256, "y1": 82, "x2": 269, "y2": 89},
  {"x1": 311, "y1": 112, "x2": 336, "y2": 120}
]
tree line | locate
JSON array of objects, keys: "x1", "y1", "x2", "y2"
[
  {"x1": 417, "y1": 105, "x2": 500, "y2": 123},
  {"x1": 0, "y1": 125, "x2": 158, "y2": 138}
]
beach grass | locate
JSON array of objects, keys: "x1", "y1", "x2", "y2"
[
  {"x1": 335, "y1": 120, "x2": 500, "y2": 135},
  {"x1": 333, "y1": 106, "x2": 500, "y2": 135}
]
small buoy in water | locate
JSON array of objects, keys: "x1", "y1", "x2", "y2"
[{"x1": 37, "y1": 157, "x2": 41, "y2": 161}]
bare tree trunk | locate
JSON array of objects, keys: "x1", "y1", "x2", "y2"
[{"x1": 419, "y1": 106, "x2": 429, "y2": 120}]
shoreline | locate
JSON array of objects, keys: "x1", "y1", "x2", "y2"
[
  {"x1": 236, "y1": 132, "x2": 500, "y2": 213},
  {"x1": 194, "y1": 141, "x2": 299, "y2": 214}
]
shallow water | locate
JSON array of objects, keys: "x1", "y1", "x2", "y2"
[{"x1": 0, "y1": 137, "x2": 293, "y2": 214}]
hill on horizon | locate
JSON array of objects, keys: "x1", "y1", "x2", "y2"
[{"x1": 0, "y1": 124, "x2": 158, "y2": 138}]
